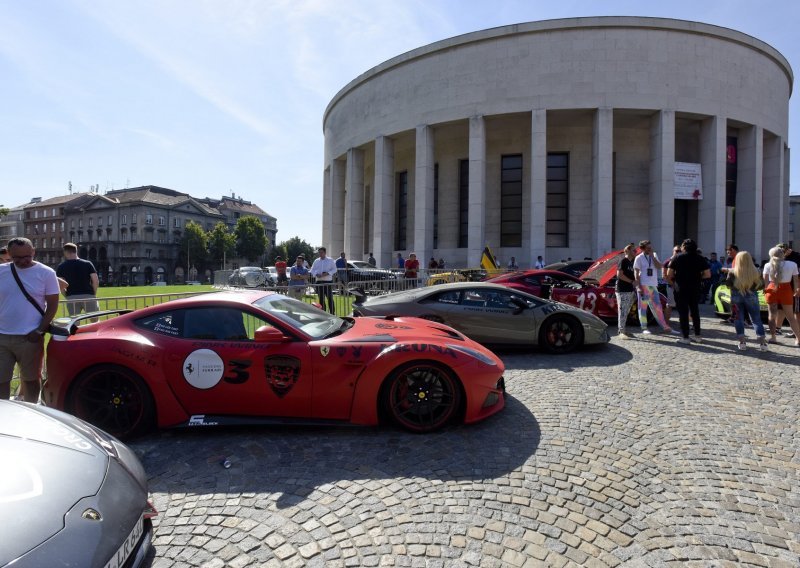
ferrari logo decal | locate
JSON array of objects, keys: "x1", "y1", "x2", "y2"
[
  {"x1": 320, "y1": 346, "x2": 330, "y2": 357},
  {"x1": 264, "y1": 356, "x2": 301, "y2": 398}
]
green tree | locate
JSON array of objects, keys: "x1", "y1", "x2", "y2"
[
  {"x1": 234, "y1": 216, "x2": 268, "y2": 263},
  {"x1": 274, "y1": 236, "x2": 315, "y2": 264},
  {"x1": 0, "y1": 205, "x2": 9, "y2": 218},
  {"x1": 181, "y1": 220, "x2": 208, "y2": 271},
  {"x1": 207, "y1": 222, "x2": 236, "y2": 269}
]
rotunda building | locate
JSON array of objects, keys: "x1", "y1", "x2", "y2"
[{"x1": 322, "y1": 17, "x2": 793, "y2": 267}]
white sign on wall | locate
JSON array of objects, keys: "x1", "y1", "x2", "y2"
[{"x1": 674, "y1": 162, "x2": 703, "y2": 200}]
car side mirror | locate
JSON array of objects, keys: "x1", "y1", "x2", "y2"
[
  {"x1": 254, "y1": 326, "x2": 291, "y2": 342},
  {"x1": 510, "y1": 297, "x2": 527, "y2": 315}
]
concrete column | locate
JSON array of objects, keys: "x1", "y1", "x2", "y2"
[
  {"x1": 736, "y1": 125, "x2": 763, "y2": 256},
  {"x1": 762, "y1": 134, "x2": 784, "y2": 254},
  {"x1": 344, "y1": 148, "x2": 365, "y2": 259},
  {"x1": 592, "y1": 107, "x2": 613, "y2": 258},
  {"x1": 698, "y1": 116, "x2": 727, "y2": 257},
  {"x1": 649, "y1": 110, "x2": 675, "y2": 258},
  {"x1": 467, "y1": 115, "x2": 486, "y2": 267},
  {"x1": 322, "y1": 165, "x2": 331, "y2": 249},
  {"x1": 529, "y1": 109, "x2": 547, "y2": 266},
  {"x1": 414, "y1": 125, "x2": 435, "y2": 263},
  {"x1": 373, "y1": 136, "x2": 394, "y2": 269},
  {"x1": 330, "y1": 158, "x2": 346, "y2": 256}
]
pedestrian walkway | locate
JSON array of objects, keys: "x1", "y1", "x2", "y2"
[{"x1": 135, "y1": 310, "x2": 800, "y2": 567}]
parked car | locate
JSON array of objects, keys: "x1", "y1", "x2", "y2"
[
  {"x1": 228, "y1": 266, "x2": 273, "y2": 288},
  {"x1": 426, "y1": 269, "x2": 488, "y2": 286},
  {"x1": 543, "y1": 260, "x2": 595, "y2": 279},
  {"x1": 352, "y1": 282, "x2": 609, "y2": 353},
  {"x1": 713, "y1": 283, "x2": 769, "y2": 322},
  {"x1": 335, "y1": 260, "x2": 398, "y2": 292},
  {"x1": 0, "y1": 399, "x2": 156, "y2": 568},
  {"x1": 44, "y1": 291, "x2": 505, "y2": 437}
]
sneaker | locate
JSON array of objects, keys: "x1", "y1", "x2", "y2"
[
  {"x1": 677, "y1": 337, "x2": 691, "y2": 345},
  {"x1": 759, "y1": 342, "x2": 768, "y2": 352},
  {"x1": 768, "y1": 338, "x2": 779, "y2": 344},
  {"x1": 737, "y1": 341, "x2": 747, "y2": 351},
  {"x1": 642, "y1": 329, "x2": 653, "y2": 335},
  {"x1": 664, "y1": 328, "x2": 681, "y2": 335},
  {"x1": 785, "y1": 332, "x2": 796, "y2": 338},
  {"x1": 690, "y1": 335, "x2": 702, "y2": 343},
  {"x1": 618, "y1": 331, "x2": 632, "y2": 340}
]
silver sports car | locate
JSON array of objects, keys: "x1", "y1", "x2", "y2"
[
  {"x1": 0, "y1": 400, "x2": 156, "y2": 568},
  {"x1": 352, "y1": 282, "x2": 609, "y2": 353}
]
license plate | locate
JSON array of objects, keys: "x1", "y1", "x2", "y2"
[{"x1": 104, "y1": 514, "x2": 144, "y2": 568}]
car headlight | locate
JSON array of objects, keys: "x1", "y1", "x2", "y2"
[{"x1": 446, "y1": 344, "x2": 497, "y2": 365}]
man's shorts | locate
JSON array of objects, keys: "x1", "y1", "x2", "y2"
[
  {"x1": 65, "y1": 294, "x2": 100, "y2": 316},
  {"x1": 0, "y1": 334, "x2": 44, "y2": 384}
]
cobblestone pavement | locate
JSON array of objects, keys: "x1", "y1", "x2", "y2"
[{"x1": 134, "y1": 310, "x2": 800, "y2": 567}]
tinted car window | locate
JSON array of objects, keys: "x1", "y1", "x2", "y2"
[
  {"x1": 137, "y1": 307, "x2": 267, "y2": 341},
  {"x1": 423, "y1": 290, "x2": 461, "y2": 304}
]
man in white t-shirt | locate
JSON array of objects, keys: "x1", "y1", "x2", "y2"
[
  {"x1": 310, "y1": 247, "x2": 337, "y2": 314},
  {"x1": 633, "y1": 240, "x2": 676, "y2": 335},
  {"x1": 0, "y1": 238, "x2": 60, "y2": 402}
]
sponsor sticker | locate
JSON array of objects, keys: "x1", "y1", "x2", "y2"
[{"x1": 182, "y1": 349, "x2": 225, "y2": 389}]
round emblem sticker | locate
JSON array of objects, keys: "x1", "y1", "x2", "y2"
[{"x1": 182, "y1": 349, "x2": 225, "y2": 389}]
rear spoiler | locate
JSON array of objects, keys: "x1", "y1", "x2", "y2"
[{"x1": 49, "y1": 310, "x2": 133, "y2": 337}]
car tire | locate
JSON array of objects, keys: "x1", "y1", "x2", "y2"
[
  {"x1": 539, "y1": 314, "x2": 583, "y2": 354},
  {"x1": 67, "y1": 364, "x2": 155, "y2": 439},
  {"x1": 381, "y1": 362, "x2": 462, "y2": 433}
]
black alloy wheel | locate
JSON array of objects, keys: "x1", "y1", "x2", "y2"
[
  {"x1": 382, "y1": 363, "x2": 461, "y2": 433},
  {"x1": 539, "y1": 314, "x2": 583, "y2": 354}
]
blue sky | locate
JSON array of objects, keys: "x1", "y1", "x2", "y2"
[{"x1": 1, "y1": 0, "x2": 797, "y2": 247}]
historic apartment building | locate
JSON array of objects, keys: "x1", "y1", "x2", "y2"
[
  {"x1": 322, "y1": 17, "x2": 793, "y2": 268},
  {"x1": 17, "y1": 186, "x2": 276, "y2": 285}
]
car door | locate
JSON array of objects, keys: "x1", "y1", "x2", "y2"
[
  {"x1": 138, "y1": 306, "x2": 313, "y2": 419},
  {"x1": 446, "y1": 288, "x2": 535, "y2": 344}
]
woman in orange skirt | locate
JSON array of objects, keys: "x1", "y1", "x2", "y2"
[{"x1": 762, "y1": 246, "x2": 800, "y2": 345}]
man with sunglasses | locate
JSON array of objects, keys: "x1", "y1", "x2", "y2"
[{"x1": 0, "y1": 238, "x2": 60, "y2": 402}]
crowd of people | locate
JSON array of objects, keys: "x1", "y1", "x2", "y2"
[{"x1": 614, "y1": 239, "x2": 800, "y2": 351}]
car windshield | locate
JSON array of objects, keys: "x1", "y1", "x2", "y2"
[
  {"x1": 252, "y1": 295, "x2": 346, "y2": 339},
  {"x1": 350, "y1": 261, "x2": 371, "y2": 268}
]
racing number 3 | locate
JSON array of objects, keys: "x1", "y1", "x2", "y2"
[{"x1": 577, "y1": 292, "x2": 597, "y2": 313}]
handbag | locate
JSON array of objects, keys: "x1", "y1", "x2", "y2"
[{"x1": 10, "y1": 264, "x2": 52, "y2": 333}]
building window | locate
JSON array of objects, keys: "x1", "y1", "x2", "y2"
[
  {"x1": 33, "y1": 239, "x2": 37, "y2": 247},
  {"x1": 52, "y1": 208, "x2": 57, "y2": 217},
  {"x1": 145, "y1": 249, "x2": 152, "y2": 259},
  {"x1": 42, "y1": 209, "x2": 47, "y2": 218},
  {"x1": 395, "y1": 171, "x2": 408, "y2": 250},
  {"x1": 546, "y1": 153, "x2": 569, "y2": 247},
  {"x1": 173, "y1": 217, "x2": 181, "y2": 228},
  {"x1": 131, "y1": 213, "x2": 137, "y2": 224},
  {"x1": 98, "y1": 216, "x2": 103, "y2": 226},
  {"x1": 158, "y1": 249, "x2": 165, "y2": 259},
  {"x1": 501, "y1": 154, "x2": 523, "y2": 247},
  {"x1": 51, "y1": 223, "x2": 55, "y2": 233},
  {"x1": 158, "y1": 216, "x2": 165, "y2": 226},
  {"x1": 88, "y1": 218, "x2": 93, "y2": 227},
  {"x1": 60, "y1": 222, "x2": 64, "y2": 231},
  {"x1": 458, "y1": 159, "x2": 469, "y2": 248},
  {"x1": 121, "y1": 214, "x2": 127, "y2": 225},
  {"x1": 146, "y1": 214, "x2": 153, "y2": 225},
  {"x1": 34, "y1": 210, "x2": 39, "y2": 219},
  {"x1": 108, "y1": 215, "x2": 113, "y2": 226},
  {"x1": 78, "y1": 219, "x2": 83, "y2": 229},
  {"x1": 51, "y1": 238, "x2": 56, "y2": 247}
]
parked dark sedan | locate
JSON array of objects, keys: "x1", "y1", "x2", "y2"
[
  {"x1": 336, "y1": 260, "x2": 399, "y2": 292},
  {"x1": 0, "y1": 400, "x2": 156, "y2": 568}
]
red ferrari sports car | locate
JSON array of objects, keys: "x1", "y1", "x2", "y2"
[
  {"x1": 43, "y1": 291, "x2": 505, "y2": 438},
  {"x1": 487, "y1": 259, "x2": 668, "y2": 323}
]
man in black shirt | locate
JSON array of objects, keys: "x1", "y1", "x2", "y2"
[
  {"x1": 615, "y1": 243, "x2": 637, "y2": 339},
  {"x1": 667, "y1": 239, "x2": 711, "y2": 344},
  {"x1": 56, "y1": 243, "x2": 99, "y2": 316}
]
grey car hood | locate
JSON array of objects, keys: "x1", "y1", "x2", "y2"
[{"x1": 0, "y1": 401, "x2": 107, "y2": 566}]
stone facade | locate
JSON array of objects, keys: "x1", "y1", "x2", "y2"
[{"x1": 322, "y1": 17, "x2": 793, "y2": 268}]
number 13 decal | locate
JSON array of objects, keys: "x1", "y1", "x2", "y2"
[{"x1": 577, "y1": 292, "x2": 597, "y2": 312}]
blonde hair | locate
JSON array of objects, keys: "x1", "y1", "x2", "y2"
[
  {"x1": 766, "y1": 246, "x2": 784, "y2": 284},
  {"x1": 731, "y1": 251, "x2": 761, "y2": 293}
]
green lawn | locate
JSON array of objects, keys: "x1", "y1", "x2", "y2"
[{"x1": 96, "y1": 284, "x2": 216, "y2": 298}]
